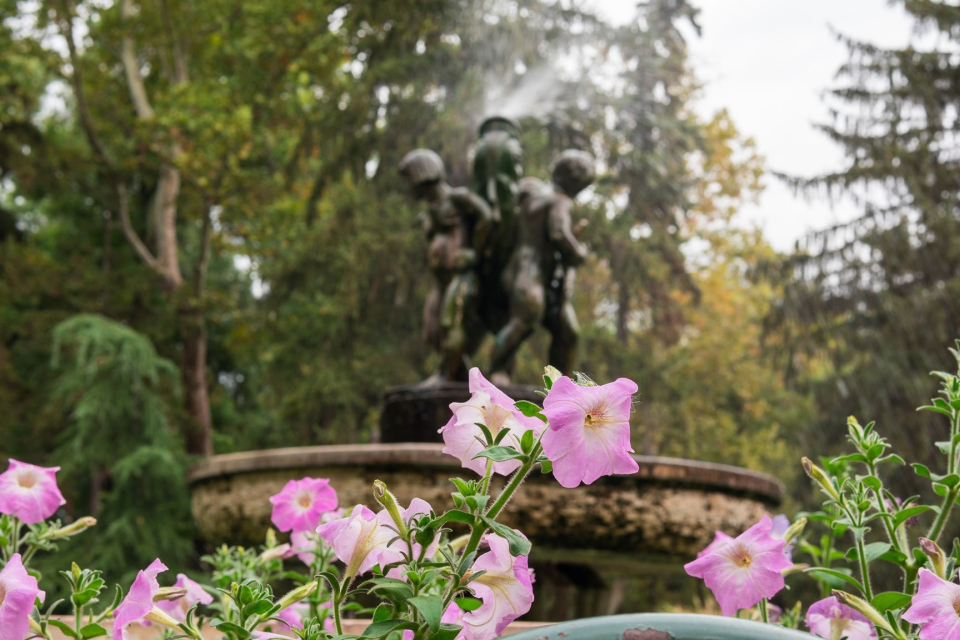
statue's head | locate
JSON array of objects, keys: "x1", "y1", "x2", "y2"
[
  {"x1": 551, "y1": 150, "x2": 595, "y2": 198},
  {"x1": 478, "y1": 116, "x2": 521, "y2": 140},
  {"x1": 398, "y1": 149, "x2": 446, "y2": 199}
]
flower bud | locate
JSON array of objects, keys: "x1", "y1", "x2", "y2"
[
  {"x1": 71, "y1": 562, "x2": 82, "y2": 582},
  {"x1": 448, "y1": 534, "x2": 470, "y2": 551},
  {"x1": 373, "y1": 480, "x2": 407, "y2": 537},
  {"x1": 52, "y1": 517, "x2": 97, "y2": 540},
  {"x1": 145, "y1": 606, "x2": 184, "y2": 630},
  {"x1": 919, "y1": 537, "x2": 948, "y2": 579},
  {"x1": 832, "y1": 590, "x2": 896, "y2": 636},
  {"x1": 153, "y1": 587, "x2": 187, "y2": 603},
  {"x1": 801, "y1": 457, "x2": 841, "y2": 501},
  {"x1": 265, "y1": 528, "x2": 278, "y2": 549},
  {"x1": 275, "y1": 580, "x2": 318, "y2": 612},
  {"x1": 258, "y1": 543, "x2": 291, "y2": 563},
  {"x1": 782, "y1": 517, "x2": 807, "y2": 546},
  {"x1": 543, "y1": 366, "x2": 562, "y2": 388},
  {"x1": 29, "y1": 617, "x2": 44, "y2": 637}
]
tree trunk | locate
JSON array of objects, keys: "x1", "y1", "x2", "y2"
[{"x1": 180, "y1": 304, "x2": 212, "y2": 456}]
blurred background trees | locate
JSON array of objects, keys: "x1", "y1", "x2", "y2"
[{"x1": 9, "y1": 0, "x2": 954, "y2": 580}]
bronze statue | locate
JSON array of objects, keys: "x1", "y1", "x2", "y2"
[
  {"x1": 489, "y1": 151, "x2": 594, "y2": 383},
  {"x1": 399, "y1": 121, "x2": 593, "y2": 384},
  {"x1": 399, "y1": 149, "x2": 493, "y2": 383}
]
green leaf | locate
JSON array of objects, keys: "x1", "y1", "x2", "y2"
[
  {"x1": 371, "y1": 604, "x2": 392, "y2": 623},
  {"x1": 211, "y1": 621, "x2": 251, "y2": 639},
  {"x1": 805, "y1": 568, "x2": 864, "y2": 593},
  {"x1": 408, "y1": 595, "x2": 444, "y2": 633},
  {"x1": 48, "y1": 621, "x2": 80, "y2": 639},
  {"x1": 358, "y1": 619, "x2": 418, "y2": 639},
  {"x1": 431, "y1": 624, "x2": 465, "y2": 640},
  {"x1": 832, "y1": 453, "x2": 867, "y2": 465},
  {"x1": 520, "y1": 428, "x2": 534, "y2": 454},
  {"x1": 863, "y1": 542, "x2": 892, "y2": 564},
  {"x1": 242, "y1": 599, "x2": 274, "y2": 617},
  {"x1": 431, "y1": 509, "x2": 475, "y2": 525},
  {"x1": 514, "y1": 400, "x2": 543, "y2": 418},
  {"x1": 454, "y1": 597, "x2": 483, "y2": 612},
  {"x1": 871, "y1": 591, "x2": 912, "y2": 613},
  {"x1": 942, "y1": 474, "x2": 960, "y2": 488},
  {"x1": 72, "y1": 588, "x2": 100, "y2": 607},
  {"x1": 539, "y1": 458, "x2": 553, "y2": 474},
  {"x1": 913, "y1": 463, "x2": 932, "y2": 479},
  {"x1": 472, "y1": 446, "x2": 524, "y2": 462},
  {"x1": 894, "y1": 505, "x2": 938, "y2": 528},
  {"x1": 861, "y1": 476, "x2": 882, "y2": 491},
  {"x1": 79, "y1": 624, "x2": 107, "y2": 639},
  {"x1": 365, "y1": 577, "x2": 415, "y2": 601},
  {"x1": 480, "y1": 516, "x2": 532, "y2": 556}
]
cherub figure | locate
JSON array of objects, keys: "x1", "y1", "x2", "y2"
[
  {"x1": 399, "y1": 149, "x2": 494, "y2": 383},
  {"x1": 489, "y1": 150, "x2": 594, "y2": 383}
]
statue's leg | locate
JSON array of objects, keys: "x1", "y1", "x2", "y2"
[
  {"x1": 547, "y1": 300, "x2": 580, "y2": 374},
  {"x1": 423, "y1": 284, "x2": 442, "y2": 350},
  {"x1": 490, "y1": 266, "x2": 544, "y2": 379},
  {"x1": 439, "y1": 272, "x2": 478, "y2": 382}
]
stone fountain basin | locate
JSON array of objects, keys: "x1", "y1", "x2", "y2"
[{"x1": 188, "y1": 443, "x2": 782, "y2": 558}]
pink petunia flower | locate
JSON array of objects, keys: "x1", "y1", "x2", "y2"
[
  {"x1": 113, "y1": 559, "x2": 167, "y2": 640},
  {"x1": 269, "y1": 478, "x2": 338, "y2": 533},
  {"x1": 805, "y1": 596, "x2": 876, "y2": 640},
  {"x1": 461, "y1": 534, "x2": 534, "y2": 640},
  {"x1": 0, "y1": 553, "x2": 45, "y2": 640},
  {"x1": 317, "y1": 505, "x2": 401, "y2": 578},
  {"x1": 290, "y1": 509, "x2": 345, "y2": 567},
  {"x1": 696, "y1": 531, "x2": 734, "y2": 559},
  {"x1": 0, "y1": 459, "x2": 66, "y2": 525},
  {"x1": 540, "y1": 376, "x2": 639, "y2": 488},
  {"x1": 155, "y1": 574, "x2": 213, "y2": 622},
  {"x1": 903, "y1": 568, "x2": 960, "y2": 639},
  {"x1": 275, "y1": 603, "x2": 308, "y2": 631},
  {"x1": 683, "y1": 516, "x2": 792, "y2": 616},
  {"x1": 440, "y1": 369, "x2": 545, "y2": 477}
]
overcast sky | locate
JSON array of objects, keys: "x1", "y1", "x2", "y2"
[{"x1": 590, "y1": 0, "x2": 916, "y2": 251}]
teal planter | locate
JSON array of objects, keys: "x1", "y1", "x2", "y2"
[{"x1": 507, "y1": 613, "x2": 815, "y2": 639}]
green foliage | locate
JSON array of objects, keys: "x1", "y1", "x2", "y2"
[
  {"x1": 772, "y1": 1, "x2": 960, "y2": 491},
  {"x1": 47, "y1": 315, "x2": 192, "y2": 582}
]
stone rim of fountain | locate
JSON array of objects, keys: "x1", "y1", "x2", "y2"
[{"x1": 188, "y1": 442, "x2": 783, "y2": 503}]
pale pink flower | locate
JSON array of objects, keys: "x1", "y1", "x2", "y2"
[
  {"x1": 0, "y1": 553, "x2": 44, "y2": 640},
  {"x1": 275, "y1": 603, "x2": 308, "y2": 630},
  {"x1": 683, "y1": 516, "x2": 791, "y2": 616},
  {"x1": 155, "y1": 574, "x2": 213, "y2": 622},
  {"x1": 805, "y1": 596, "x2": 876, "y2": 640},
  {"x1": 290, "y1": 509, "x2": 345, "y2": 566},
  {"x1": 461, "y1": 534, "x2": 534, "y2": 640},
  {"x1": 317, "y1": 505, "x2": 400, "y2": 578},
  {"x1": 440, "y1": 369, "x2": 544, "y2": 477},
  {"x1": 696, "y1": 531, "x2": 734, "y2": 559},
  {"x1": 113, "y1": 559, "x2": 167, "y2": 640},
  {"x1": 0, "y1": 459, "x2": 66, "y2": 525},
  {"x1": 269, "y1": 478, "x2": 338, "y2": 533},
  {"x1": 903, "y1": 568, "x2": 960, "y2": 639},
  {"x1": 540, "y1": 376, "x2": 639, "y2": 488}
]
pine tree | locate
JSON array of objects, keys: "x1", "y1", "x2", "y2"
[{"x1": 774, "y1": 1, "x2": 960, "y2": 469}]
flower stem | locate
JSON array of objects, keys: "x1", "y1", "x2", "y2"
[
  {"x1": 759, "y1": 598, "x2": 769, "y2": 624},
  {"x1": 927, "y1": 488, "x2": 957, "y2": 544},
  {"x1": 854, "y1": 536, "x2": 874, "y2": 601}
]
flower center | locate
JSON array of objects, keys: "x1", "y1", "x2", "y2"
[
  {"x1": 16, "y1": 472, "x2": 37, "y2": 489},
  {"x1": 0, "y1": 582, "x2": 6, "y2": 607},
  {"x1": 954, "y1": 598, "x2": 960, "y2": 617},
  {"x1": 296, "y1": 492, "x2": 313, "y2": 509},
  {"x1": 730, "y1": 545, "x2": 752, "y2": 568}
]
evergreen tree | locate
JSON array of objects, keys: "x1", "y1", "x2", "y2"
[{"x1": 774, "y1": 1, "x2": 960, "y2": 472}]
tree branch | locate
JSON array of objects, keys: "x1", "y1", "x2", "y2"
[
  {"x1": 116, "y1": 182, "x2": 161, "y2": 272},
  {"x1": 58, "y1": 0, "x2": 112, "y2": 166},
  {"x1": 119, "y1": 0, "x2": 155, "y2": 119}
]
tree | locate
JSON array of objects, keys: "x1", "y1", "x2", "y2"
[{"x1": 771, "y1": 1, "x2": 960, "y2": 470}]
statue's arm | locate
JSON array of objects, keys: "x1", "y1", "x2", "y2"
[
  {"x1": 548, "y1": 198, "x2": 588, "y2": 267},
  {"x1": 452, "y1": 190, "x2": 494, "y2": 254}
]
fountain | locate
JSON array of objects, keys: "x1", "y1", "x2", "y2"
[{"x1": 188, "y1": 115, "x2": 783, "y2": 622}]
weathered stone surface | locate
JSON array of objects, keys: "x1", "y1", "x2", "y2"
[{"x1": 189, "y1": 443, "x2": 781, "y2": 558}]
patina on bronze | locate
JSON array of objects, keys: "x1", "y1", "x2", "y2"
[{"x1": 399, "y1": 117, "x2": 594, "y2": 384}]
